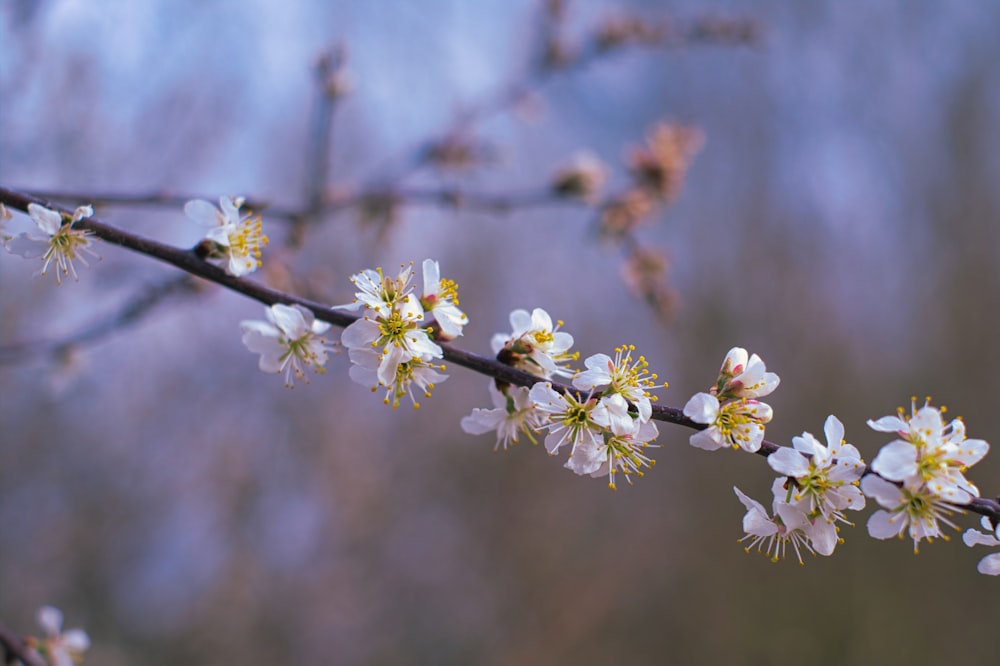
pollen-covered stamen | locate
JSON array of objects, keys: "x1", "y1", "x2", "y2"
[
  {"x1": 740, "y1": 519, "x2": 815, "y2": 565},
  {"x1": 605, "y1": 432, "x2": 658, "y2": 490},
  {"x1": 276, "y1": 333, "x2": 330, "y2": 386},
  {"x1": 377, "y1": 311, "x2": 411, "y2": 344},
  {"x1": 348, "y1": 264, "x2": 416, "y2": 313},
  {"x1": 793, "y1": 465, "x2": 835, "y2": 508},
  {"x1": 608, "y1": 343, "x2": 666, "y2": 398},
  {"x1": 422, "y1": 276, "x2": 461, "y2": 309},
  {"x1": 42, "y1": 224, "x2": 99, "y2": 284},
  {"x1": 532, "y1": 329, "x2": 555, "y2": 346},
  {"x1": 888, "y1": 485, "x2": 961, "y2": 553},
  {"x1": 227, "y1": 213, "x2": 269, "y2": 271},
  {"x1": 381, "y1": 264, "x2": 413, "y2": 304},
  {"x1": 380, "y1": 357, "x2": 446, "y2": 410},
  {"x1": 715, "y1": 399, "x2": 769, "y2": 448},
  {"x1": 900, "y1": 486, "x2": 959, "y2": 528},
  {"x1": 438, "y1": 277, "x2": 460, "y2": 304},
  {"x1": 531, "y1": 385, "x2": 607, "y2": 454}
]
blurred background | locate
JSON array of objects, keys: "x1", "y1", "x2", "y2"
[{"x1": 3, "y1": 0, "x2": 1000, "y2": 663}]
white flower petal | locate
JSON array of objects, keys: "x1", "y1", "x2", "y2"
[
  {"x1": 184, "y1": 199, "x2": 224, "y2": 227},
  {"x1": 867, "y1": 415, "x2": 908, "y2": 433},
  {"x1": 768, "y1": 447, "x2": 810, "y2": 477},
  {"x1": 977, "y1": 553, "x2": 1000, "y2": 576},
  {"x1": 963, "y1": 528, "x2": 1000, "y2": 548},
  {"x1": 867, "y1": 510, "x2": 904, "y2": 540},
  {"x1": 823, "y1": 415, "x2": 845, "y2": 450},
  {"x1": 341, "y1": 318, "x2": 380, "y2": 349},
  {"x1": 871, "y1": 440, "x2": 918, "y2": 481},
  {"x1": 4, "y1": 233, "x2": 45, "y2": 258},
  {"x1": 268, "y1": 303, "x2": 308, "y2": 338},
  {"x1": 806, "y1": 518, "x2": 838, "y2": 556},
  {"x1": 683, "y1": 392, "x2": 719, "y2": 424},
  {"x1": 860, "y1": 474, "x2": 904, "y2": 508},
  {"x1": 37, "y1": 606, "x2": 63, "y2": 636},
  {"x1": 564, "y1": 440, "x2": 606, "y2": 476},
  {"x1": 28, "y1": 203, "x2": 63, "y2": 236},
  {"x1": 734, "y1": 487, "x2": 777, "y2": 536},
  {"x1": 689, "y1": 428, "x2": 724, "y2": 451},
  {"x1": 61, "y1": 629, "x2": 91, "y2": 652}
]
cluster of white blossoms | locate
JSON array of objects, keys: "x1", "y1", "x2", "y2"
[
  {"x1": 337, "y1": 259, "x2": 467, "y2": 409},
  {"x1": 6, "y1": 201, "x2": 1000, "y2": 576},
  {"x1": 735, "y1": 415, "x2": 866, "y2": 563},
  {"x1": 184, "y1": 196, "x2": 269, "y2": 277},
  {"x1": 465, "y1": 309, "x2": 666, "y2": 489},
  {"x1": 683, "y1": 347, "x2": 779, "y2": 452},
  {"x1": 864, "y1": 399, "x2": 989, "y2": 552},
  {"x1": 463, "y1": 308, "x2": 579, "y2": 450},
  {"x1": 4, "y1": 203, "x2": 99, "y2": 284}
]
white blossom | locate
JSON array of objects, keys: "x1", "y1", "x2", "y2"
[
  {"x1": 869, "y1": 400, "x2": 988, "y2": 505},
  {"x1": 185, "y1": 196, "x2": 268, "y2": 276},
  {"x1": 713, "y1": 347, "x2": 780, "y2": 399},
  {"x1": 491, "y1": 308, "x2": 576, "y2": 379},
  {"x1": 33, "y1": 606, "x2": 89, "y2": 666},
  {"x1": 573, "y1": 343, "x2": 664, "y2": 422},
  {"x1": 348, "y1": 345, "x2": 447, "y2": 409},
  {"x1": 240, "y1": 303, "x2": 334, "y2": 387},
  {"x1": 6, "y1": 203, "x2": 99, "y2": 284},
  {"x1": 338, "y1": 263, "x2": 415, "y2": 317},
  {"x1": 684, "y1": 392, "x2": 772, "y2": 453},
  {"x1": 567, "y1": 417, "x2": 659, "y2": 490},
  {"x1": 733, "y1": 486, "x2": 815, "y2": 564},
  {"x1": 767, "y1": 415, "x2": 866, "y2": 521},
  {"x1": 337, "y1": 261, "x2": 454, "y2": 408},
  {"x1": 861, "y1": 474, "x2": 958, "y2": 552},
  {"x1": 419, "y1": 258, "x2": 467, "y2": 339},
  {"x1": 461, "y1": 383, "x2": 544, "y2": 451},
  {"x1": 528, "y1": 382, "x2": 609, "y2": 456}
]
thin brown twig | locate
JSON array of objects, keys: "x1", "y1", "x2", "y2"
[
  {"x1": 0, "y1": 620, "x2": 45, "y2": 666},
  {"x1": 22, "y1": 186, "x2": 580, "y2": 221}
]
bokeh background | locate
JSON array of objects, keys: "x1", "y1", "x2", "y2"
[{"x1": 3, "y1": 0, "x2": 1000, "y2": 664}]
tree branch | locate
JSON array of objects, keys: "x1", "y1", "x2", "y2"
[{"x1": 2, "y1": 185, "x2": 998, "y2": 525}]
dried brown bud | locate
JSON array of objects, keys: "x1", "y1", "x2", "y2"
[
  {"x1": 621, "y1": 246, "x2": 678, "y2": 321},
  {"x1": 315, "y1": 45, "x2": 353, "y2": 98},
  {"x1": 542, "y1": 38, "x2": 576, "y2": 70},
  {"x1": 424, "y1": 134, "x2": 495, "y2": 172},
  {"x1": 551, "y1": 152, "x2": 608, "y2": 203},
  {"x1": 599, "y1": 188, "x2": 655, "y2": 237},
  {"x1": 596, "y1": 15, "x2": 666, "y2": 51},
  {"x1": 625, "y1": 122, "x2": 703, "y2": 201}
]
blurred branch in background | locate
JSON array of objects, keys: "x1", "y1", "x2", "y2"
[
  {"x1": 0, "y1": 620, "x2": 45, "y2": 666},
  {"x1": 18, "y1": 6, "x2": 755, "y2": 327},
  {"x1": 0, "y1": 274, "x2": 201, "y2": 364}
]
